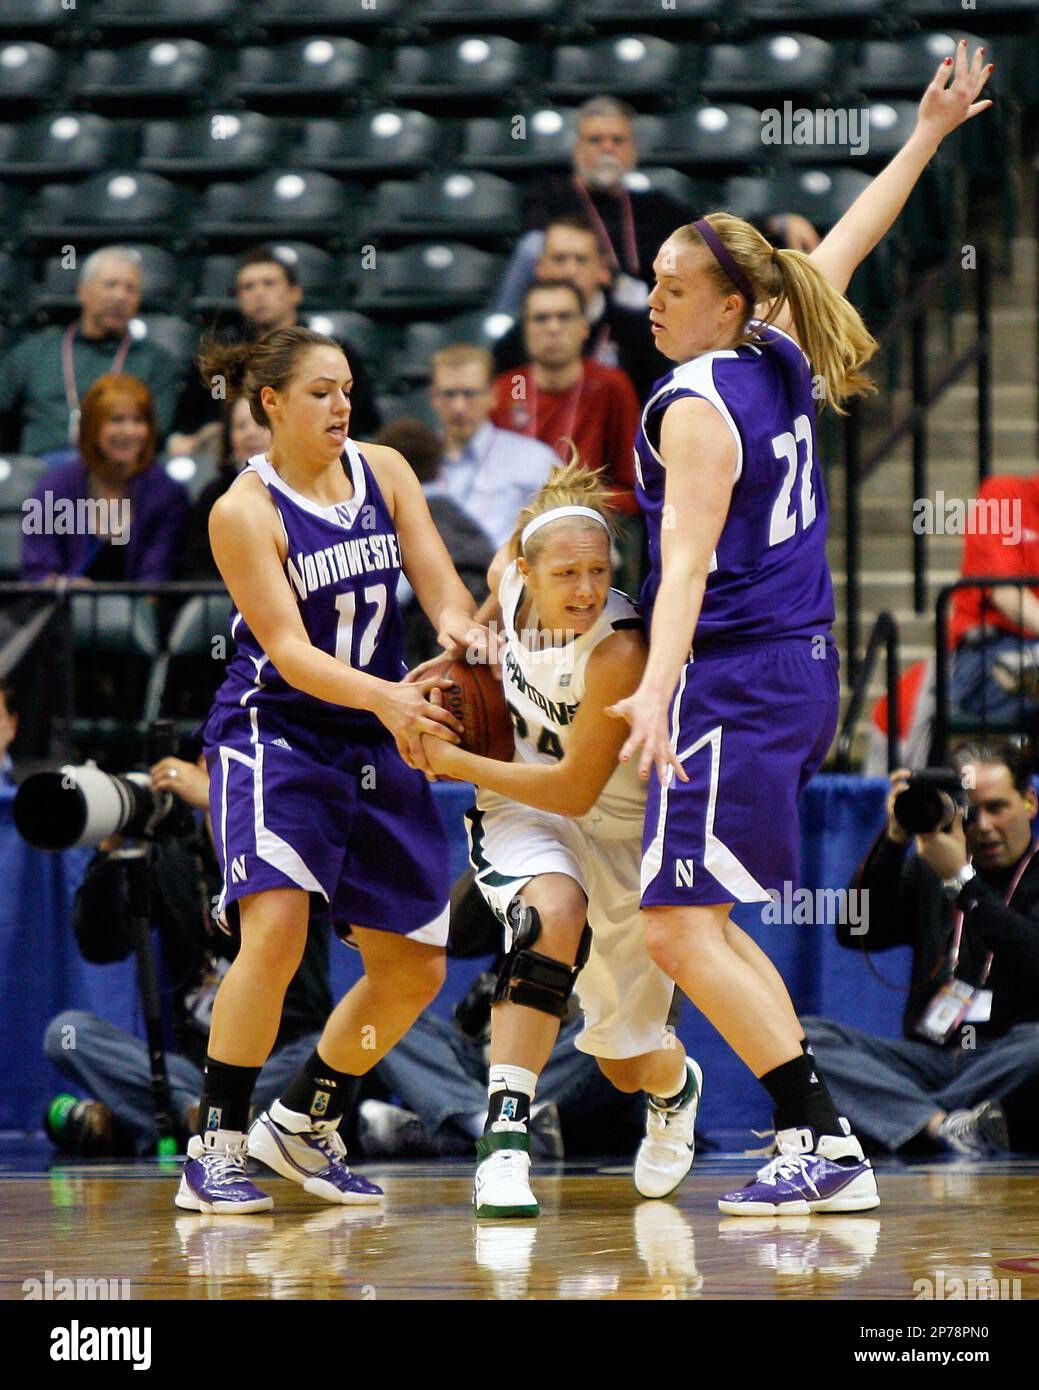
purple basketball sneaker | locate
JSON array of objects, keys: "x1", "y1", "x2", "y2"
[
  {"x1": 248, "y1": 1102, "x2": 383, "y2": 1205},
  {"x1": 175, "y1": 1131, "x2": 274, "y2": 1214},
  {"x1": 718, "y1": 1123, "x2": 880, "y2": 1216}
]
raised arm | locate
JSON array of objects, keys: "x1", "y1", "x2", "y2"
[{"x1": 762, "y1": 41, "x2": 993, "y2": 320}]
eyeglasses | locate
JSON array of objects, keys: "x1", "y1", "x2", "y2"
[
  {"x1": 430, "y1": 388, "x2": 490, "y2": 401},
  {"x1": 526, "y1": 311, "x2": 582, "y2": 326}
]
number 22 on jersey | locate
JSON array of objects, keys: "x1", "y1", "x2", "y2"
[{"x1": 768, "y1": 413, "x2": 817, "y2": 547}]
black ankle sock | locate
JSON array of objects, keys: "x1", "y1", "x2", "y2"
[
  {"x1": 800, "y1": 1036, "x2": 813, "y2": 1057},
  {"x1": 760, "y1": 1053, "x2": 842, "y2": 1139},
  {"x1": 279, "y1": 1049, "x2": 360, "y2": 1124},
  {"x1": 485, "y1": 1090, "x2": 532, "y2": 1130},
  {"x1": 198, "y1": 1057, "x2": 260, "y2": 1137}
]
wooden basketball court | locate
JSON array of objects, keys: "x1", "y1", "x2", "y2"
[{"x1": 2, "y1": 1145, "x2": 1038, "y2": 1302}]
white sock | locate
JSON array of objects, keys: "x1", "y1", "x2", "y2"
[{"x1": 488, "y1": 1064, "x2": 538, "y2": 1130}]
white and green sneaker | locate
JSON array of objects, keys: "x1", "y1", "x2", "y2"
[
  {"x1": 634, "y1": 1059, "x2": 703, "y2": 1199},
  {"x1": 473, "y1": 1127, "x2": 539, "y2": 1219}
]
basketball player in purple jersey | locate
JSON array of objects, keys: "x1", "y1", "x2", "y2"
[
  {"x1": 608, "y1": 45, "x2": 993, "y2": 1214},
  {"x1": 175, "y1": 327, "x2": 483, "y2": 1214}
]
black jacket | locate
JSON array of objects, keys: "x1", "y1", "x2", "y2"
[{"x1": 849, "y1": 832, "x2": 1039, "y2": 1044}]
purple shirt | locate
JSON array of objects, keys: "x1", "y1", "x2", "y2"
[
  {"x1": 20, "y1": 457, "x2": 190, "y2": 582},
  {"x1": 634, "y1": 322, "x2": 834, "y2": 651}
]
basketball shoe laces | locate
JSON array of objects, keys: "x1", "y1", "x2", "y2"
[
  {"x1": 646, "y1": 1104, "x2": 693, "y2": 1155},
  {"x1": 753, "y1": 1151, "x2": 822, "y2": 1196},
  {"x1": 307, "y1": 1124, "x2": 350, "y2": 1171},
  {"x1": 198, "y1": 1142, "x2": 249, "y2": 1186}
]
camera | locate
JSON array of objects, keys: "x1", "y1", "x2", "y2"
[
  {"x1": 13, "y1": 721, "x2": 193, "y2": 851},
  {"x1": 893, "y1": 769, "x2": 976, "y2": 837}
]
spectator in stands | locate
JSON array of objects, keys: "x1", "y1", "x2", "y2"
[
  {"x1": 373, "y1": 417, "x2": 494, "y2": 667},
  {"x1": 491, "y1": 280, "x2": 640, "y2": 514},
  {"x1": 21, "y1": 373, "x2": 189, "y2": 583},
  {"x1": 496, "y1": 95, "x2": 820, "y2": 317},
  {"x1": 428, "y1": 343, "x2": 557, "y2": 549},
  {"x1": 493, "y1": 214, "x2": 662, "y2": 403},
  {"x1": 0, "y1": 678, "x2": 17, "y2": 790},
  {"x1": 169, "y1": 245, "x2": 380, "y2": 454},
  {"x1": 803, "y1": 743, "x2": 1039, "y2": 1156},
  {"x1": 0, "y1": 246, "x2": 181, "y2": 458},
  {"x1": 180, "y1": 395, "x2": 271, "y2": 581},
  {"x1": 949, "y1": 472, "x2": 1039, "y2": 723},
  {"x1": 43, "y1": 756, "x2": 331, "y2": 1157}
]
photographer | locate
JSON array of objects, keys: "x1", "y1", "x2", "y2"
[
  {"x1": 803, "y1": 741, "x2": 1039, "y2": 1155},
  {"x1": 43, "y1": 756, "x2": 330, "y2": 1155}
]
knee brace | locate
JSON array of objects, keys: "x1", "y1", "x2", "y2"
[{"x1": 492, "y1": 900, "x2": 592, "y2": 1019}]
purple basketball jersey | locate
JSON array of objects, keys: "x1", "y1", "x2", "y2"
[
  {"x1": 212, "y1": 441, "x2": 404, "y2": 736},
  {"x1": 634, "y1": 323, "x2": 835, "y2": 651}
]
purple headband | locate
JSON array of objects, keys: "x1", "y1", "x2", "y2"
[{"x1": 692, "y1": 218, "x2": 756, "y2": 308}]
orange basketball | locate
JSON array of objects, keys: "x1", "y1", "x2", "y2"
[{"x1": 425, "y1": 658, "x2": 514, "y2": 763}]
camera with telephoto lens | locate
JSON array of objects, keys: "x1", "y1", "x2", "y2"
[
  {"x1": 13, "y1": 721, "x2": 194, "y2": 851},
  {"x1": 892, "y1": 768, "x2": 976, "y2": 837}
]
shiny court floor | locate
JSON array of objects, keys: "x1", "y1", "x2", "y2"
[{"x1": 1, "y1": 1145, "x2": 1038, "y2": 1301}]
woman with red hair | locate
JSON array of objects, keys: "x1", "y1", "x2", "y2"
[{"x1": 21, "y1": 372, "x2": 189, "y2": 581}]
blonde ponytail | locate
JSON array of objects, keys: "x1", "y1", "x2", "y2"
[{"x1": 508, "y1": 446, "x2": 616, "y2": 563}]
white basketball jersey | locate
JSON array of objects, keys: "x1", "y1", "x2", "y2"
[{"x1": 497, "y1": 560, "x2": 646, "y2": 833}]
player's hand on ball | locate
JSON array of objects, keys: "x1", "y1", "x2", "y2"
[
  {"x1": 437, "y1": 611, "x2": 492, "y2": 665},
  {"x1": 379, "y1": 678, "x2": 462, "y2": 774},
  {"x1": 917, "y1": 40, "x2": 993, "y2": 142},
  {"x1": 607, "y1": 689, "x2": 689, "y2": 786}
]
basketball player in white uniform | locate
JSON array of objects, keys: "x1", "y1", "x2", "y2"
[{"x1": 420, "y1": 462, "x2": 703, "y2": 1217}]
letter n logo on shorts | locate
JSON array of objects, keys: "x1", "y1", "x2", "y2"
[
  {"x1": 674, "y1": 859, "x2": 695, "y2": 888},
  {"x1": 231, "y1": 855, "x2": 248, "y2": 884}
]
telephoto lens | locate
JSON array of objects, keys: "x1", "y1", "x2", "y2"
[
  {"x1": 13, "y1": 765, "x2": 164, "y2": 850},
  {"x1": 892, "y1": 769, "x2": 969, "y2": 837}
]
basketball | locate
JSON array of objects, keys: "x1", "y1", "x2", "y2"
[{"x1": 425, "y1": 658, "x2": 514, "y2": 763}]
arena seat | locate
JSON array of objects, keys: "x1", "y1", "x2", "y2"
[
  {"x1": 396, "y1": 310, "x2": 514, "y2": 383},
  {"x1": 627, "y1": 168, "x2": 723, "y2": 214},
  {"x1": 373, "y1": 387, "x2": 439, "y2": 431},
  {"x1": 29, "y1": 245, "x2": 182, "y2": 318},
  {"x1": 548, "y1": 35, "x2": 687, "y2": 101},
  {"x1": 784, "y1": 100, "x2": 918, "y2": 165},
  {"x1": 67, "y1": 594, "x2": 164, "y2": 752},
  {"x1": 367, "y1": 172, "x2": 522, "y2": 242},
  {"x1": 297, "y1": 111, "x2": 440, "y2": 178},
  {"x1": 0, "y1": 114, "x2": 132, "y2": 181},
  {"x1": 574, "y1": 0, "x2": 725, "y2": 24},
  {"x1": 141, "y1": 594, "x2": 233, "y2": 738},
  {"x1": 741, "y1": 0, "x2": 898, "y2": 31},
  {"x1": 140, "y1": 112, "x2": 293, "y2": 178},
  {"x1": 701, "y1": 33, "x2": 840, "y2": 101},
  {"x1": 128, "y1": 315, "x2": 199, "y2": 372},
  {"x1": 853, "y1": 32, "x2": 992, "y2": 95},
  {"x1": 0, "y1": 42, "x2": 64, "y2": 113},
  {"x1": 300, "y1": 311, "x2": 403, "y2": 376},
  {"x1": 459, "y1": 109, "x2": 578, "y2": 171},
  {"x1": 417, "y1": 0, "x2": 564, "y2": 26},
  {"x1": 0, "y1": 0, "x2": 73, "y2": 36},
  {"x1": 191, "y1": 243, "x2": 340, "y2": 315},
  {"x1": 23, "y1": 172, "x2": 188, "y2": 247},
  {"x1": 647, "y1": 105, "x2": 770, "y2": 173},
  {"x1": 0, "y1": 454, "x2": 46, "y2": 579},
  {"x1": 234, "y1": 38, "x2": 373, "y2": 107},
  {"x1": 386, "y1": 36, "x2": 531, "y2": 104},
  {"x1": 73, "y1": 40, "x2": 219, "y2": 108},
  {"x1": 250, "y1": 0, "x2": 403, "y2": 29},
  {"x1": 195, "y1": 171, "x2": 364, "y2": 248},
  {"x1": 353, "y1": 242, "x2": 504, "y2": 315},
  {"x1": 0, "y1": 253, "x2": 31, "y2": 327},
  {"x1": 724, "y1": 168, "x2": 872, "y2": 233},
  {"x1": 87, "y1": 0, "x2": 244, "y2": 35}
]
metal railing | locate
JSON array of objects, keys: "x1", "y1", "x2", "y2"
[
  {"x1": 834, "y1": 611, "x2": 900, "y2": 773},
  {"x1": 932, "y1": 575, "x2": 1039, "y2": 764},
  {"x1": 842, "y1": 245, "x2": 991, "y2": 688}
]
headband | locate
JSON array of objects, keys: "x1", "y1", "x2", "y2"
[
  {"x1": 692, "y1": 217, "x2": 756, "y2": 307},
  {"x1": 521, "y1": 505, "x2": 609, "y2": 551}
]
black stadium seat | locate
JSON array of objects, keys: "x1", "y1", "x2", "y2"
[
  {"x1": 549, "y1": 35, "x2": 687, "y2": 101},
  {"x1": 702, "y1": 34, "x2": 839, "y2": 102},
  {"x1": 742, "y1": 0, "x2": 895, "y2": 31},
  {"x1": 575, "y1": 0, "x2": 725, "y2": 25},
  {"x1": 724, "y1": 169, "x2": 872, "y2": 234},
  {"x1": 234, "y1": 38, "x2": 372, "y2": 106},
  {"x1": 191, "y1": 243, "x2": 340, "y2": 315},
  {"x1": 853, "y1": 32, "x2": 992, "y2": 95},
  {"x1": 784, "y1": 100, "x2": 918, "y2": 166},
  {"x1": 626, "y1": 168, "x2": 722, "y2": 214},
  {"x1": 353, "y1": 242, "x2": 504, "y2": 314},
  {"x1": 301, "y1": 312, "x2": 402, "y2": 375},
  {"x1": 297, "y1": 111, "x2": 439, "y2": 177},
  {"x1": 0, "y1": 113, "x2": 132, "y2": 180},
  {"x1": 88, "y1": 0, "x2": 243, "y2": 34},
  {"x1": 74, "y1": 40, "x2": 218, "y2": 107},
  {"x1": 128, "y1": 314, "x2": 199, "y2": 371},
  {"x1": 0, "y1": 41, "x2": 63, "y2": 112},
  {"x1": 460, "y1": 108, "x2": 578, "y2": 171},
  {"x1": 387, "y1": 36, "x2": 529, "y2": 104},
  {"x1": 397, "y1": 310, "x2": 514, "y2": 382},
  {"x1": 195, "y1": 172, "x2": 364, "y2": 247},
  {"x1": 367, "y1": 172, "x2": 522, "y2": 241},
  {"x1": 251, "y1": 0, "x2": 403, "y2": 28},
  {"x1": 648, "y1": 106, "x2": 767, "y2": 173},
  {"x1": 140, "y1": 112, "x2": 293, "y2": 177},
  {"x1": 23, "y1": 171, "x2": 188, "y2": 246},
  {"x1": 420, "y1": 0, "x2": 564, "y2": 25},
  {"x1": 0, "y1": 0, "x2": 72, "y2": 35},
  {"x1": 30, "y1": 244, "x2": 182, "y2": 317},
  {"x1": 0, "y1": 252, "x2": 32, "y2": 326}
]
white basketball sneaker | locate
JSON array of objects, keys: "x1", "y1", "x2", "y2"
[
  {"x1": 473, "y1": 1126, "x2": 539, "y2": 1219},
  {"x1": 634, "y1": 1058, "x2": 704, "y2": 1199}
]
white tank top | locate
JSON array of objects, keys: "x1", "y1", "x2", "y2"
[{"x1": 495, "y1": 560, "x2": 646, "y2": 836}]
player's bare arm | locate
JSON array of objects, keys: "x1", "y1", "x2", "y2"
[
  {"x1": 608, "y1": 398, "x2": 735, "y2": 783},
  {"x1": 761, "y1": 42, "x2": 993, "y2": 336},
  {"x1": 423, "y1": 628, "x2": 646, "y2": 816},
  {"x1": 364, "y1": 441, "x2": 488, "y2": 656},
  {"x1": 209, "y1": 476, "x2": 460, "y2": 764}
]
